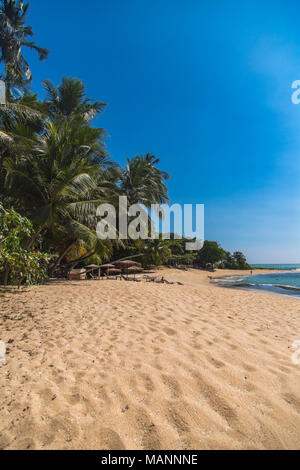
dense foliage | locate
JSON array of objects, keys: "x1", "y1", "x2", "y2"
[
  {"x1": 194, "y1": 241, "x2": 251, "y2": 270},
  {"x1": 0, "y1": 203, "x2": 49, "y2": 286}
]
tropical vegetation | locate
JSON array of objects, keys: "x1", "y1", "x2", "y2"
[{"x1": 194, "y1": 241, "x2": 251, "y2": 270}]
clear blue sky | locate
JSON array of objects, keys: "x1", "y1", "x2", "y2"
[{"x1": 25, "y1": 0, "x2": 300, "y2": 263}]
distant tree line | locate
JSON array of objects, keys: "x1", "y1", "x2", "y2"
[
  {"x1": 141, "y1": 237, "x2": 251, "y2": 270},
  {"x1": 193, "y1": 241, "x2": 251, "y2": 270}
]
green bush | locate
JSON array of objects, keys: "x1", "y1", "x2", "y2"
[{"x1": 0, "y1": 204, "x2": 49, "y2": 287}]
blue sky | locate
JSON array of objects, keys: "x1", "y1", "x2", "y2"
[{"x1": 25, "y1": 0, "x2": 300, "y2": 263}]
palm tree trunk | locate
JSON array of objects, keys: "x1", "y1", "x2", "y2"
[
  {"x1": 50, "y1": 241, "x2": 76, "y2": 275},
  {"x1": 70, "y1": 251, "x2": 96, "y2": 270},
  {"x1": 4, "y1": 266, "x2": 9, "y2": 286},
  {"x1": 27, "y1": 225, "x2": 44, "y2": 250},
  {"x1": 112, "y1": 254, "x2": 143, "y2": 263}
]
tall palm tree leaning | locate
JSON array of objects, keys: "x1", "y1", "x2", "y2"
[{"x1": 0, "y1": 0, "x2": 49, "y2": 96}]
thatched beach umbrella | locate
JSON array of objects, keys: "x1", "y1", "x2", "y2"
[
  {"x1": 126, "y1": 266, "x2": 144, "y2": 273},
  {"x1": 123, "y1": 266, "x2": 144, "y2": 279},
  {"x1": 114, "y1": 260, "x2": 140, "y2": 266},
  {"x1": 86, "y1": 264, "x2": 102, "y2": 279},
  {"x1": 113, "y1": 260, "x2": 140, "y2": 276},
  {"x1": 114, "y1": 260, "x2": 141, "y2": 270},
  {"x1": 106, "y1": 268, "x2": 121, "y2": 275},
  {"x1": 100, "y1": 263, "x2": 119, "y2": 276}
]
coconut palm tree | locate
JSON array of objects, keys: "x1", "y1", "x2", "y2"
[
  {"x1": 0, "y1": 89, "x2": 46, "y2": 207},
  {"x1": 4, "y1": 119, "x2": 118, "y2": 267},
  {"x1": 120, "y1": 153, "x2": 169, "y2": 206},
  {"x1": 41, "y1": 77, "x2": 109, "y2": 169},
  {"x1": 0, "y1": 0, "x2": 49, "y2": 94},
  {"x1": 1, "y1": 73, "x2": 118, "y2": 268},
  {"x1": 142, "y1": 238, "x2": 172, "y2": 266},
  {"x1": 42, "y1": 77, "x2": 106, "y2": 123},
  {"x1": 1, "y1": 75, "x2": 109, "y2": 195}
]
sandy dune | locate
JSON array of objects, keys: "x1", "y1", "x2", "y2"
[{"x1": 0, "y1": 268, "x2": 300, "y2": 450}]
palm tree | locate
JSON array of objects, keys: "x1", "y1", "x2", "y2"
[
  {"x1": 0, "y1": 0, "x2": 49, "y2": 94},
  {"x1": 42, "y1": 77, "x2": 106, "y2": 122},
  {"x1": 143, "y1": 238, "x2": 172, "y2": 266},
  {"x1": 120, "y1": 153, "x2": 169, "y2": 206},
  {"x1": 41, "y1": 77, "x2": 109, "y2": 167},
  {"x1": 4, "y1": 119, "x2": 118, "y2": 268},
  {"x1": 1, "y1": 66, "x2": 171, "y2": 275},
  {"x1": 0, "y1": 90, "x2": 46, "y2": 206},
  {"x1": 1, "y1": 74, "x2": 117, "y2": 269},
  {"x1": 0, "y1": 75, "x2": 109, "y2": 196}
]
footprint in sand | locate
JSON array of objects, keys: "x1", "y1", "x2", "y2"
[
  {"x1": 163, "y1": 328, "x2": 176, "y2": 336},
  {"x1": 282, "y1": 393, "x2": 300, "y2": 414},
  {"x1": 161, "y1": 374, "x2": 181, "y2": 398},
  {"x1": 193, "y1": 373, "x2": 238, "y2": 425}
]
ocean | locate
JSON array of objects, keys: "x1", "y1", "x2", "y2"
[
  {"x1": 251, "y1": 264, "x2": 300, "y2": 271},
  {"x1": 214, "y1": 264, "x2": 300, "y2": 297}
]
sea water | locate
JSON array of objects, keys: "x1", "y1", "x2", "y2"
[
  {"x1": 251, "y1": 264, "x2": 300, "y2": 271},
  {"x1": 214, "y1": 264, "x2": 300, "y2": 297}
]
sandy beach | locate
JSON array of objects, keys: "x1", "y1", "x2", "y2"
[{"x1": 0, "y1": 268, "x2": 300, "y2": 450}]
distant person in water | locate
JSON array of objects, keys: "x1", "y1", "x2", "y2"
[{"x1": 250, "y1": 270, "x2": 253, "y2": 275}]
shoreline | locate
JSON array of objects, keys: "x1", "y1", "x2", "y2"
[{"x1": 208, "y1": 269, "x2": 300, "y2": 300}]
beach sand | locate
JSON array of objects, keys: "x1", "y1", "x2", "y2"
[{"x1": 0, "y1": 268, "x2": 300, "y2": 450}]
